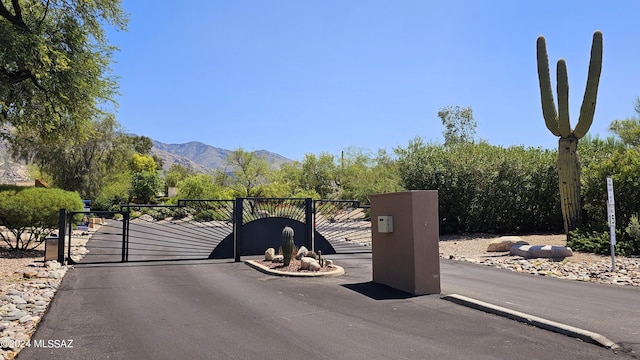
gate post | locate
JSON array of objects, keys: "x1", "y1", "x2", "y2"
[
  {"x1": 57, "y1": 209, "x2": 67, "y2": 264},
  {"x1": 122, "y1": 211, "x2": 130, "y2": 262},
  {"x1": 305, "y1": 198, "x2": 313, "y2": 251},
  {"x1": 234, "y1": 198, "x2": 244, "y2": 262}
]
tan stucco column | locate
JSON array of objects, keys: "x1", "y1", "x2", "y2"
[{"x1": 370, "y1": 190, "x2": 440, "y2": 295}]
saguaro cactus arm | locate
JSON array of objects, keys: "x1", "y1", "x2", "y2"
[
  {"x1": 574, "y1": 30, "x2": 603, "y2": 139},
  {"x1": 557, "y1": 59, "x2": 571, "y2": 137},
  {"x1": 536, "y1": 36, "x2": 561, "y2": 136}
]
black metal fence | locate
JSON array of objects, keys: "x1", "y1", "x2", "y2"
[{"x1": 56, "y1": 198, "x2": 372, "y2": 265}]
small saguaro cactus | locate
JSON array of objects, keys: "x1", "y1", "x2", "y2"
[
  {"x1": 536, "y1": 30, "x2": 603, "y2": 235},
  {"x1": 281, "y1": 226, "x2": 295, "y2": 266}
]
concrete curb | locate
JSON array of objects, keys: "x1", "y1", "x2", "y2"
[
  {"x1": 442, "y1": 294, "x2": 619, "y2": 350},
  {"x1": 245, "y1": 260, "x2": 345, "y2": 277}
]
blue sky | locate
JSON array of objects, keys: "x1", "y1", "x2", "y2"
[{"x1": 107, "y1": 1, "x2": 640, "y2": 161}]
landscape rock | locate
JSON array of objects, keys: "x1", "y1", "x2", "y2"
[
  {"x1": 325, "y1": 259, "x2": 333, "y2": 267},
  {"x1": 308, "y1": 261, "x2": 321, "y2": 271},
  {"x1": 295, "y1": 246, "x2": 309, "y2": 260},
  {"x1": 271, "y1": 255, "x2": 284, "y2": 263},
  {"x1": 300, "y1": 257, "x2": 320, "y2": 271},
  {"x1": 510, "y1": 244, "x2": 573, "y2": 258},
  {"x1": 486, "y1": 236, "x2": 529, "y2": 252},
  {"x1": 264, "y1": 248, "x2": 276, "y2": 261}
]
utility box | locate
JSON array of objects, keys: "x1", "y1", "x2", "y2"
[
  {"x1": 377, "y1": 216, "x2": 393, "y2": 233},
  {"x1": 370, "y1": 190, "x2": 440, "y2": 295},
  {"x1": 44, "y1": 236, "x2": 59, "y2": 262}
]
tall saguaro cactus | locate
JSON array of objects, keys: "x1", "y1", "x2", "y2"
[{"x1": 536, "y1": 31, "x2": 603, "y2": 234}]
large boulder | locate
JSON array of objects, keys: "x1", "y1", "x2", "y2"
[
  {"x1": 487, "y1": 236, "x2": 529, "y2": 252},
  {"x1": 510, "y1": 244, "x2": 573, "y2": 258}
]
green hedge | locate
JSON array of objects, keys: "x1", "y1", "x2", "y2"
[
  {"x1": 0, "y1": 187, "x2": 84, "y2": 250},
  {"x1": 395, "y1": 140, "x2": 563, "y2": 234}
]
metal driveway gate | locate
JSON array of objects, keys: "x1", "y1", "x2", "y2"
[
  {"x1": 120, "y1": 200, "x2": 235, "y2": 262},
  {"x1": 313, "y1": 200, "x2": 372, "y2": 254},
  {"x1": 59, "y1": 198, "x2": 372, "y2": 264}
]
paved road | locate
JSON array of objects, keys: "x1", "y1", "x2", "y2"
[
  {"x1": 16, "y1": 223, "x2": 639, "y2": 359},
  {"x1": 19, "y1": 257, "x2": 635, "y2": 359},
  {"x1": 440, "y1": 259, "x2": 640, "y2": 354}
]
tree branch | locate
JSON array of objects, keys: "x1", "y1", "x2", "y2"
[
  {"x1": 37, "y1": 0, "x2": 51, "y2": 31},
  {"x1": 0, "y1": 1, "x2": 28, "y2": 30}
]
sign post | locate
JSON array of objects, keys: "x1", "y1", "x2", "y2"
[{"x1": 606, "y1": 177, "x2": 616, "y2": 272}]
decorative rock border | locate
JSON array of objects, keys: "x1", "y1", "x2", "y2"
[{"x1": 245, "y1": 260, "x2": 345, "y2": 277}]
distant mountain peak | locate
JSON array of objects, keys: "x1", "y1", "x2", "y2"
[{"x1": 151, "y1": 139, "x2": 292, "y2": 172}]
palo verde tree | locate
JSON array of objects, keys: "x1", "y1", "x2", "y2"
[
  {"x1": 0, "y1": 1, "x2": 127, "y2": 153},
  {"x1": 437, "y1": 106, "x2": 476, "y2": 145},
  {"x1": 536, "y1": 30, "x2": 603, "y2": 234},
  {"x1": 609, "y1": 97, "x2": 640, "y2": 147},
  {"x1": 225, "y1": 148, "x2": 270, "y2": 197}
]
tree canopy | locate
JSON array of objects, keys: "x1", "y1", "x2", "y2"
[
  {"x1": 437, "y1": 105, "x2": 477, "y2": 145},
  {"x1": 0, "y1": 0, "x2": 127, "y2": 146}
]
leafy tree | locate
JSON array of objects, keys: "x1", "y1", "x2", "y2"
[
  {"x1": 226, "y1": 148, "x2": 270, "y2": 197},
  {"x1": 130, "y1": 170, "x2": 163, "y2": 204},
  {"x1": 164, "y1": 164, "x2": 196, "y2": 189},
  {"x1": 130, "y1": 153, "x2": 157, "y2": 173},
  {"x1": 0, "y1": 187, "x2": 83, "y2": 250},
  {"x1": 177, "y1": 174, "x2": 232, "y2": 200},
  {"x1": 130, "y1": 135, "x2": 153, "y2": 154},
  {"x1": 437, "y1": 106, "x2": 477, "y2": 145},
  {"x1": 338, "y1": 147, "x2": 402, "y2": 203},
  {"x1": 609, "y1": 99, "x2": 640, "y2": 147},
  {"x1": 0, "y1": 0, "x2": 127, "y2": 150},
  {"x1": 92, "y1": 172, "x2": 131, "y2": 210},
  {"x1": 10, "y1": 115, "x2": 129, "y2": 199},
  {"x1": 300, "y1": 153, "x2": 338, "y2": 198}
]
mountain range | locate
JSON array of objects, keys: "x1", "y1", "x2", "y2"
[
  {"x1": 150, "y1": 139, "x2": 293, "y2": 173},
  {"x1": 0, "y1": 138, "x2": 293, "y2": 184}
]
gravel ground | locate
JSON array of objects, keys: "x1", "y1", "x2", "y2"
[{"x1": 439, "y1": 233, "x2": 640, "y2": 287}]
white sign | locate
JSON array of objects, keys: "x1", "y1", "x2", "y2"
[
  {"x1": 607, "y1": 203, "x2": 616, "y2": 227},
  {"x1": 606, "y1": 177, "x2": 616, "y2": 227},
  {"x1": 607, "y1": 177, "x2": 615, "y2": 205},
  {"x1": 606, "y1": 177, "x2": 616, "y2": 271}
]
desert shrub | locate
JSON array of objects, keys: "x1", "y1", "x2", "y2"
[
  {"x1": 395, "y1": 139, "x2": 562, "y2": 234},
  {"x1": 581, "y1": 148, "x2": 640, "y2": 229},
  {"x1": 0, "y1": 187, "x2": 84, "y2": 250},
  {"x1": 567, "y1": 227, "x2": 614, "y2": 255},
  {"x1": 622, "y1": 214, "x2": 640, "y2": 255},
  {"x1": 194, "y1": 209, "x2": 231, "y2": 222},
  {"x1": 568, "y1": 226, "x2": 639, "y2": 256},
  {"x1": 140, "y1": 208, "x2": 166, "y2": 221}
]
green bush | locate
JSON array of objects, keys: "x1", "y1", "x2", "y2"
[
  {"x1": 194, "y1": 209, "x2": 231, "y2": 222},
  {"x1": 622, "y1": 214, "x2": 640, "y2": 255},
  {"x1": 395, "y1": 139, "x2": 562, "y2": 234},
  {"x1": 567, "y1": 228, "x2": 614, "y2": 255},
  {"x1": 568, "y1": 214, "x2": 640, "y2": 256},
  {"x1": 581, "y1": 148, "x2": 640, "y2": 229},
  {"x1": 0, "y1": 187, "x2": 84, "y2": 250}
]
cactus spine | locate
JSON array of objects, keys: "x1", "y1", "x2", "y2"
[
  {"x1": 281, "y1": 226, "x2": 295, "y2": 266},
  {"x1": 536, "y1": 31, "x2": 603, "y2": 234}
]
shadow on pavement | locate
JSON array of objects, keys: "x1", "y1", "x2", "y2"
[{"x1": 342, "y1": 281, "x2": 419, "y2": 300}]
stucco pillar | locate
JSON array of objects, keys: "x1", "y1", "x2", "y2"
[{"x1": 370, "y1": 190, "x2": 440, "y2": 295}]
